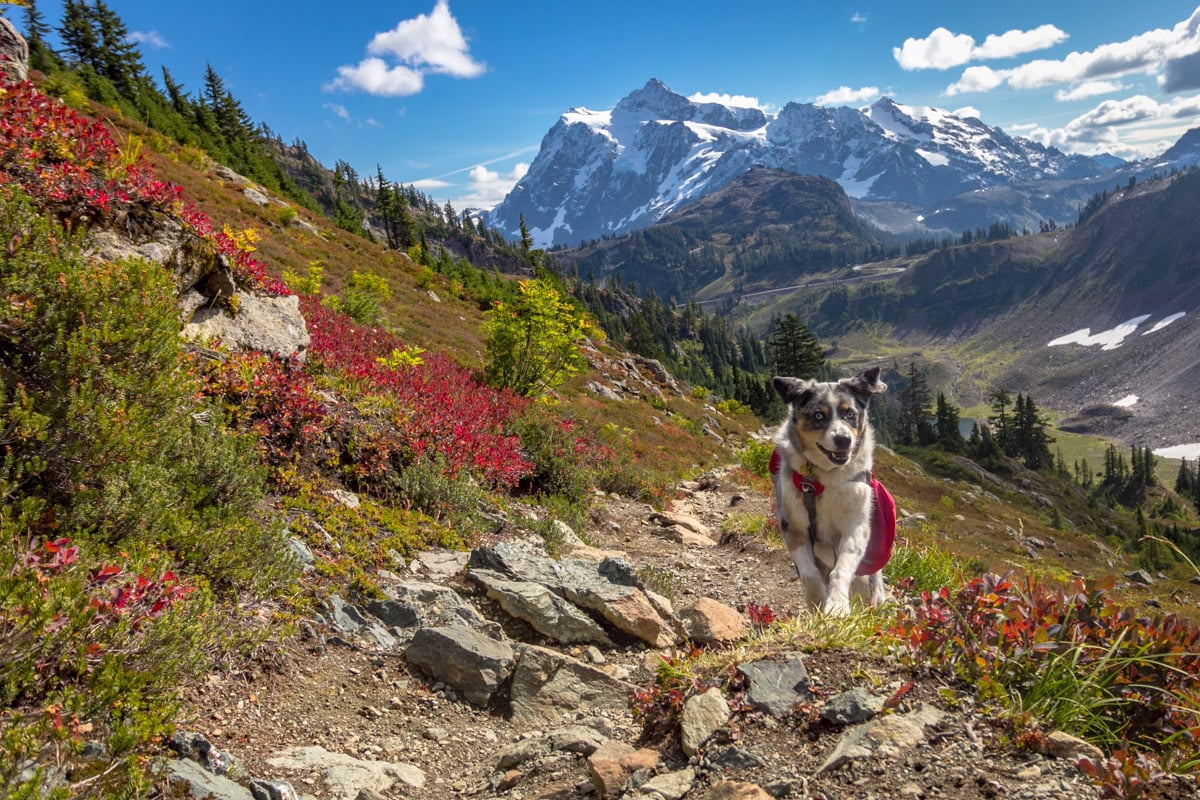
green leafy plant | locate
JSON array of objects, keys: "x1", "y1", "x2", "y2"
[{"x1": 483, "y1": 278, "x2": 589, "y2": 397}]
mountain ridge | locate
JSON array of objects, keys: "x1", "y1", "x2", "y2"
[{"x1": 488, "y1": 78, "x2": 1125, "y2": 248}]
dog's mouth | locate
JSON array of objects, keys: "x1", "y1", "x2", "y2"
[{"x1": 817, "y1": 444, "x2": 851, "y2": 465}]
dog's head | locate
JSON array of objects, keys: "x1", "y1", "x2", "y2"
[{"x1": 773, "y1": 367, "x2": 887, "y2": 469}]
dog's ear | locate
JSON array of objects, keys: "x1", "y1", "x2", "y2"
[
  {"x1": 773, "y1": 376, "x2": 815, "y2": 405},
  {"x1": 841, "y1": 366, "x2": 888, "y2": 400}
]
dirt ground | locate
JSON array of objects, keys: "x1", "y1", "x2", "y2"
[{"x1": 178, "y1": 470, "x2": 1197, "y2": 800}]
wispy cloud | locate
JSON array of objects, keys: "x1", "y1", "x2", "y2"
[
  {"x1": 323, "y1": 103, "x2": 380, "y2": 128},
  {"x1": 894, "y1": 24, "x2": 1068, "y2": 71},
  {"x1": 128, "y1": 30, "x2": 170, "y2": 50},
  {"x1": 326, "y1": 0, "x2": 485, "y2": 96},
  {"x1": 851, "y1": 12, "x2": 868, "y2": 24},
  {"x1": 688, "y1": 91, "x2": 764, "y2": 109},
  {"x1": 945, "y1": 9, "x2": 1200, "y2": 96},
  {"x1": 814, "y1": 85, "x2": 880, "y2": 106}
]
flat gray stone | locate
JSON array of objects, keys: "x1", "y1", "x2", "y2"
[
  {"x1": 737, "y1": 656, "x2": 811, "y2": 717},
  {"x1": 266, "y1": 746, "x2": 424, "y2": 796}
]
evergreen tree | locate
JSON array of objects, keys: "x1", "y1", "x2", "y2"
[
  {"x1": 1014, "y1": 393, "x2": 1053, "y2": 470},
  {"x1": 897, "y1": 362, "x2": 935, "y2": 447},
  {"x1": 988, "y1": 389, "x2": 1015, "y2": 457},
  {"x1": 768, "y1": 314, "x2": 824, "y2": 378},
  {"x1": 934, "y1": 391, "x2": 965, "y2": 452},
  {"x1": 23, "y1": 0, "x2": 62, "y2": 73}
]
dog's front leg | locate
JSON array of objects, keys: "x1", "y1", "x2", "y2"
[
  {"x1": 822, "y1": 530, "x2": 868, "y2": 617},
  {"x1": 780, "y1": 516, "x2": 828, "y2": 607}
]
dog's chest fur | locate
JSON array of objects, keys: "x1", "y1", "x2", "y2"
[{"x1": 774, "y1": 436, "x2": 874, "y2": 567}]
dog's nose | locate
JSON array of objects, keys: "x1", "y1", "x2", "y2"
[{"x1": 832, "y1": 434, "x2": 851, "y2": 451}]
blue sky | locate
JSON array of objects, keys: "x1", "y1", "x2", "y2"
[{"x1": 21, "y1": 1, "x2": 1200, "y2": 211}]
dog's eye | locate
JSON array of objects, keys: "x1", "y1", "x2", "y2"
[
  {"x1": 811, "y1": 411, "x2": 825, "y2": 422},
  {"x1": 844, "y1": 409, "x2": 857, "y2": 422}
]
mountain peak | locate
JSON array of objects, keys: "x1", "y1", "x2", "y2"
[{"x1": 613, "y1": 78, "x2": 693, "y2": 120}]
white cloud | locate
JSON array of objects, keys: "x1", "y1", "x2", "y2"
[
  {"x1": 945, "y1": 65, "x2": 1007, "y2": 95},
  {"x1": 128, "y1": 30, "x2": 170, "y2": 49},
  {"x1": 1054, "y1": 80, "x2": 1125, "y2": 102},
  {"x1": 1025, "y1": 92, "x2": 1200, "y2": 157},
  {"x1": 453, "y1": 163, "x2": 530, "y2": 210},
  {"x1": 814, "y1": 85, "x2": 880, "y2": 106},
  {"x1": 688, "y1": 91, "x2": 764, "y2": 109},
  {"x1": 952, "y1": 105, "x2": 982, "y2": 119},
  {"x1": 325, "y1": 58, "x2": 424, "y2": 96},
  {"x1": 368, "y1": 0, "x2": 485, "y2": 78},
  {"x1": 894, "y1": 24, "x2": 1067, "y2": 71},
  {"x1": 895, "y1": 27, "x2": 976, "y2": 70},
  {"x1": 851, "y1": 12, "x2": 868, "y2": 24},
  {"x1": 327, "y1": 1, "x2": 484, "y2": 96},
  {"x1": 946, "y1": 9, "x2": 1200, "y2": 95},
  {"x1": 324, "y1": 103, "x2": 382, "y2": 128},
  {"x1": 411, "y1": 178, "x2": 453, "y2": 190},
  {"x1": 973, "y1": 25, "x2": 1070, "y2": 60}
]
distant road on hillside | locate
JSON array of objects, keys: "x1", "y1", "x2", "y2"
[{"x1": 684, "y1": 259, "x2": 908, "y2": 310}]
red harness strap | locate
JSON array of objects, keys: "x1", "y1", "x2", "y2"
[{"x1": 770, "y1": 448, "x2": 896, "y2": 576}]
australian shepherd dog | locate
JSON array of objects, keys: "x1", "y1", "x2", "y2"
[{"x1": 771, "y1": 367, "x2": 892, "y2": 616}]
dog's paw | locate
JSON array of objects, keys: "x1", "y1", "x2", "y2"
[{"x1": 821, "y1": 593, "x2": 851, "y2": 617}]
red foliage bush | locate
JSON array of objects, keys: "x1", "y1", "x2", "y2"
[
  {"x1": 0, "y1": 79, "x2": 286, "y2": 294},
  {"x1": 890, "y1": 573, "x2": 1200, "y2": 773},
  {"x1": 302, "y1": 298, "x2": 531, "y2": 488}
]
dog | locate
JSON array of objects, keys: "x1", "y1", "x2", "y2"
[{"x1": 771, "y1": 367, "x2": 890, "y2": 616}]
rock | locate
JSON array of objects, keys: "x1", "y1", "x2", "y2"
[
  {"x1": 704, "y1": 781, "x2": 775, "y2": 800},
  {"x1": 707, "y1": 747, "x2": 767, "y2": 770},
  {"x1": 495, "y1": 724, "x2": 610, "y2": 769},
  {"x1": 247, "y1": 779, "x2": 300, "y2": 800},
  {"x1": 680, "y1": 687, "x2": 732, "y2": 756},
  {"x1": 648, "y1": 511, "x2": 711, "y2": 538},
  {"x1": 243, "y1": 187, "x2": 271, "y2": 206},
  {"x1": 509, "y1": 644, "x2": 636, "y2": 725},
  {"x1": 469, "y1": 569, "x2": 614, "y2": 646},
  {"x1": 182, "y1": 291, "x2": 310, "y2": 361},
  {"x1": 587, "y1": 380, "x2": 624, "y2": 401},
  {"x1": 367, "y1": 580, "x2": 494, "y2": 633},
  {"x1": 571, "y1": 584, "x2": 680, "y2": 647},
  {"x1": 88, "y1": 219, "x2": 230, "y2": 297},
  {"x1": 821, "y1": 687, "x2": 884, "y2": 725},
  {"x1": 678, "y1": 597, "x2": 747, "y2": 644},
  {"x1": 287, "y1": 537, "x2": 314, "y2": 571},
  {"x1": 1125, "y1": 569, "x2": 1154, "y2": 586},
  {"x1": 639, "y1": 767, "x2": 696, "y2": 799},
  {"x1": 160, "y1": 758, "x2": 254, "y2": 800},
  {"x1": 169, "y1": 731, "x2": 245, "y2": 779},
  {"x1": 469, "y1": 544, "x2": 680, "y2": 647},
  {"x1": 1043, "y1": 730, "x2": 1105, "y2": 762},
  {"x1": 403, "y1": 625, "x2": 515, "y2": 707},
  {"x1": 0, "y1": 17, "x2": 29, "y2": 82},
  {"x1": 737, "y1": 655, "x2": 811, "y2": 717},
  {"x1": 265, "y1": 746, "x2": 425, "y2": 796},
  {"x1": 409, "y1": 548, "x2": 470, "y2": 578},
  {"x1": 586, "y1": 741, "x2": 658, "y2": 799},
  {"x1": 326, "y1": 488, "x2": 360, "y2": 508},
  {"x1": 817, "y1": 703, "x2": 945, "y2": 774},
  {"x1": 214, "y1": 165, "x2": 253, "y2": 186},
  {"x1": 656, "y1": 525, "x2": 719, "y2": 547}
]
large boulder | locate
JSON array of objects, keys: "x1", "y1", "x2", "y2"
[
  {"x1": 0, "y1": 17, "x2": 28, "y2": 82},
  {"x1": 182, "y1": 291, "x2": 310, "y2": 361}
]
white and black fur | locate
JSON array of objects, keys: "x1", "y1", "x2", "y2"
[{"x1": 773, "y1": 367, "x2": 888, "y2": 616}]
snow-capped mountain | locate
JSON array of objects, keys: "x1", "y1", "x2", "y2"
[{"x1": 486, "y1": 79, "x2": 1117, "y2": 248}]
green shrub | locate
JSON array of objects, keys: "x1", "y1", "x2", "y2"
[
  {"x1": 738, "y1": 439, "x2": 775, "y2": 479},
  {"x1": 0, "y1": 188, "x2": 295, "y2": 793},
  {"x1": 483, "y1": 279, "x2": 588, "y2": 397}
]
